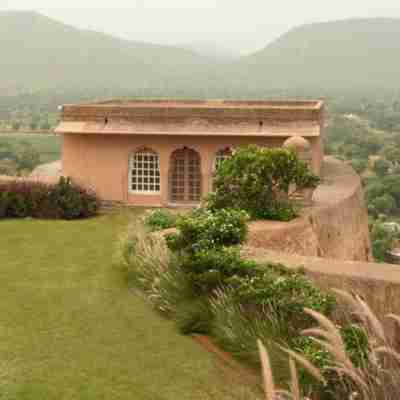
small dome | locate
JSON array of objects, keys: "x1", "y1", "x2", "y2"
[{"x1": 283, "y1": 136, "x2": 311, "y2": 152}]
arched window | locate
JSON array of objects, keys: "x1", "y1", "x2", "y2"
[
  {"x1": 170, "y1": 148, "x2": 201, "y2": 203},
  {"x1": 214, "y1": 147, "x2": 233, "y2": 171},
  {"x1": 129, "y1": 149, "x2": 160, "y2": 193}
]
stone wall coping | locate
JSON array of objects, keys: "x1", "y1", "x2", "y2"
[{"x1": 245, "y1": 248, "x2": 400, "y2": 285}]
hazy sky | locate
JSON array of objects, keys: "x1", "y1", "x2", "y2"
[{"x1": 1, "y1": 0, "x2": 400, "y2": 53}]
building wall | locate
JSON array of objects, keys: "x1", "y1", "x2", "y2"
[{"x1": 62, "y1": 133, "x2": 288, "y2": 206}]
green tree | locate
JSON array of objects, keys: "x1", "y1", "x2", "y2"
[
  {"x1": 370, "y1": 221, "x2": 397, "y2": 262},
  {"x1": 351, "y1": 158, "x2": 368, "y2": 174},
  {"x1": 208, "y1": 145, "x2": 320, "y2": 221},
  {"x1": 368, "y1": 194, "x2": 396, "y2": 216},
  {"x1": 373, "y1": 158, "x2": 391, "y2": 177},
  {"x1": 16, "y1": 146, "x2": 40, "y2": 173},
  {"x1": 11, "y1": 121, "x2": 21, "y2": 131}
]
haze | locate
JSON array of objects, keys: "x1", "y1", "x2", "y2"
[{"x1": 1, "y1": 0, "x2": 400, "y2": 54}]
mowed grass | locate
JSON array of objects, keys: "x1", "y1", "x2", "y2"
[
  {"x1": 0, "y1": 134, "x2": 61, "y2": 163},
  {"x1": 0, "y1": 210, "x2": 256, "y2": 400}
]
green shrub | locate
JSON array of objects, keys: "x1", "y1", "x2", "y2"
[
  {"x1": 144, "y1": 209, "x2": 177, "y2": 232},
  {"x1": 229, "y1": 266, "x2": 336, "y2": 332},
  {"x1": 0, "y1": 177, "x2": 99, "y2": 220},
  {"x1": 166, "y1": 208, "x2": 249, "y2": 254},
  {"x1": 208, "y1": 145, "x2": 320, "y2": 221},
  {"x1": 178, "y1": 247, "x2": 258, "y2": 293}
]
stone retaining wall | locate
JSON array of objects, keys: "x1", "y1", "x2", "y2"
[
  {"x1": 247, "y1": 157, "x2": 373, "y2": 262},
  {"x1": 245, "y1": 248, "x2": 400, "y2": 344}
]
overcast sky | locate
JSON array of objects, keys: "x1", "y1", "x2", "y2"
[{"x1": 1, "y1": 0, "x2": 400, "y2": 54}]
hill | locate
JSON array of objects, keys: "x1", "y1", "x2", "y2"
[
  {"x1": 233, "y1": 18, "x2": 400, "y2": 97},
  {"x1": 2, "y1": 13, "x2": 400, "y2": 118},
  {"x1": 0, "y1": 11, "x2": 220, "y2": 97}
]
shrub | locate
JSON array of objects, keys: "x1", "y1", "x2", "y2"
[
  {"x1": 228, "y1": 266, "x2": 336, "y2": 332},
  {"x1": 177, "y1": 247, "x2": 258, "y2": 293},
  {"x1": 208, "y1": 145, "x2": 320, "y2": 221},
  {"x1": 166, "y1": 208, "x2": 249, "y2": 254},
  {"x1": 143, "y1": 209, "x2": 177, "y2": 232},
  {"x1": 0, "y1": 177, "x2": 99, "y2": 220}
]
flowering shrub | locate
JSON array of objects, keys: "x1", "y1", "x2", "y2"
[
  {"x1": 0, "y1": 177, "x2": 99, "y2": 219},
  {"x1": 166, "y1": 208, "x2": 249, "y2": 254},
  {"x1": 143, "y1": 209, "x2": 177, "y2": 232},
  {"x1": 208, "y1": 145, "x2": 320, "y2": 221}
]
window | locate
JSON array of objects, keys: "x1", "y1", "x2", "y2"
[
  {"x1": 130, "y1": 150, "x2": 160, "y2": 193},
  {"x1": 214, "y1": 148, "x2": 233, "y2": 171}
]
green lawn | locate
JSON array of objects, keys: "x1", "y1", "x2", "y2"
[{"x1": 0, "y1": 210, "x2": 256, "y2": 400}]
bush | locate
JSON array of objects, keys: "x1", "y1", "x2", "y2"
[
  {"x1": 143, "y1": 209, "x2": 177, "y2": 232},
  {"x1": 229, "y1": 266, "x2": 336, "y2": 332},
  {"x1": 0, "y1": 177, "x2": 99, "y2": 220},
  {"x1": 166, "y1": 208, "x2": 249, "y2": 253},
  {"x1": 208, "y1": 145, "x2": 320, "y2": 221}
]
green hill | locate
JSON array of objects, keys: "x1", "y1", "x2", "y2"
[
  {"x1": 2, "y1": 13, "x2": 400, "y2": 114},
  {"x1": 233, "y1": 18, "x2": 400, "y2": 97},
  {"x1": 0, "y1": 11, "x2": 220, "y2": 97}
]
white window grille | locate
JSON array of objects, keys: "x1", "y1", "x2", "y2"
[{"x1": 129, "y1": 150, "x2": 161, "y2": 193}]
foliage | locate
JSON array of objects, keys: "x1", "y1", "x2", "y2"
[
  {"x1": 229, "y1": 268, "x2": 336, "y2": 332},
  {"x1": 0, "y1": 177, "x2": 99, "y2": 220},
  {"x1": 373, "y1": 158, "x2": 391, "y2": 177},
  {"x1": 369, "y1": 220, "x2": 398, "y2": 262},
  {"x1": 351, "y1": 158, "x2": 368, "y2": 175},
  {"x1": 143, "y1": 208, "x2": 177, "y2": 232},
  {"x1": 166, "y1": 208, "x2": 249, "y2": 254},
  {"x1": 207, "y1": 145, "x2": 320, "y2": 221}
]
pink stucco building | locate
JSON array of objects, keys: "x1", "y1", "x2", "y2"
[{"x1": 55, "y1": 100, "x2": 325, "y2": 207}]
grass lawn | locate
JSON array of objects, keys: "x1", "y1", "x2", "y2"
[{"x1": 0, "y1": 210, "x2": 256, "y2": 400}]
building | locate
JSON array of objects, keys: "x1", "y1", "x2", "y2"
[{"x1": 55, "y1": 100, "x2": 325, "y2": 207}]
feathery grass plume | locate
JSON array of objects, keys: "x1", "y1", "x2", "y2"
[
  {"x1": 355, "y1": 297, "x2": 387, "y2": 344},
  {"x1": 257, "y1": 340, "x2": 276, "y2": 400},
  {"x1": 289, "y1": 357, "x2": 301, "y2": 400},
  {"x1": 277, "y1": 345, "x2": 326, "y2": 386},
  {"x1": 386, "y1": 313, "x2": 400, "y2": 329}
]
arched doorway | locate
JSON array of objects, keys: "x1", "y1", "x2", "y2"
[{"x1": 170, "y1": 148, "x2": 202, "y2": 203}]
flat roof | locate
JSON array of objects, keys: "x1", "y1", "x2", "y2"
[
  {"x1": 55, "y1": 121, "x2": 320, "y2": 137},
  {"x1": 63, "y1": 99, "x2": 324, "y2": 110}
]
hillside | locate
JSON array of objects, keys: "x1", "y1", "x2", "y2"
[
  {"x1": 0, "y1": 11, "x2": 221, "y2": 97},
  {"x1": 2, "y1": 13, "x2": 400, "y2": 117},
  {"x1": 233, "y1": 18, "x2": 400, "y2": 96}
]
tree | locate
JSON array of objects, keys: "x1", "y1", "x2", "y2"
[
  {"x1": 208, "y1": 145, "x2": 320, "y2": 221},
  {"x1": 16, "y1": 146, "x2": 40, "y2": 173},
  {"x1": 351, "y1": 158, "x2": 368, "y2": 174},
  {"x1": 370, "y1": 221, "x2": 397, "y2": 262},
  {"x1": 11, "y1": 121, "x2": 21, "y2": 131},
  {"x1": 368, "y1": 194, "x2": 396, "y2": 216},
  {"x1": 373, "y1": 158, "x2": 391, "y2": 177}
]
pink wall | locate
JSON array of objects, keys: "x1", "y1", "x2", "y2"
[{"x1": 63, "y1": 133, "x2": 320, "y2": 206}]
